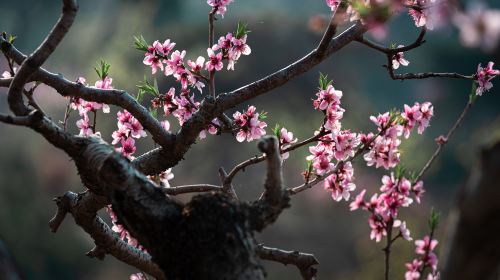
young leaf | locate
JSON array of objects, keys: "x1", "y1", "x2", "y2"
[
  {"x1": 428, "y1": 208, "x2": 440, "y2": 231},
  {"x1": 94, "y1": 60, "x2": 110, "y2": 80},
  {"x1": 235, "y1": 22, "x2": 250, "y2": 39},
  {"x1": 273, "y1": 123, "x2": 282, "y2": 138},
  {"x1": 134, "y1": 35, "x2": 149, "y2": 52}
]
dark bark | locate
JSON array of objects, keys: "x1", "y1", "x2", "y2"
[{"x1": 442, "y1": 139, "x2": 500, "y2": 280}]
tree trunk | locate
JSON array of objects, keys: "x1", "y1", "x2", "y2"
[{"x1": 442, "y1": 139, "x2": 500, "y2": 280}]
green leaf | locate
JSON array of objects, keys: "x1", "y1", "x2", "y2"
[
  {"x1": 273, "y1": 123, "x2": 282, "y2": 138},
  {"x1": 136, "y1": 76, "x2": 159, "y2": 97},
  {"x1": 149, "y1": 107, "x2": 158, "y2": 118},
  {"x1": 318, "y1": 73, "x2": 333, "y2": 90},
  {"x1": 94, "y1": 60, "x2": 110, "y2": 80},
  {"x1": 136, "y1": 89, "x2": 145, "y2": 102},
  {"x1": 259, "y1": 110, "x2": 268, "y2": 120},
  {"x1": 133, "y1": 35, "x2": 149, "y2": 52},
  {"x1": 428, "y1": 208, "x2": 440, "y2": 231},
  {"x1": 235, "y1": 22, "x2": 250, "y2": 39},
  {"x1": 394, "y1": 164, "x2": 406, "y2": 179}
]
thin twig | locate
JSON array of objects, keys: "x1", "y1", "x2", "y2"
[
  {"x1": 288, "y1": 129, "x2": 384, "y2": 195},
  {"x1": 225, "y1": 130, "x2": 330, "y2": 185},
  {"x1": 415, "y1": 98, "x2": 474, "y2": 182}
]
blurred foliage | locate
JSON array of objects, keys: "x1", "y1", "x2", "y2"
[{"x1": 0, "y1": 0, "x2": 499, "y2": 279}]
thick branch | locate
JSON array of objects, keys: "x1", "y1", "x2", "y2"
[
  {"x1": 256, "y1": 244, "x2": 319, "y2": 280},
  {"x1": 162, "y1": 184, "x2": 222, "y2": 195},
  {"x1": 0, "y1": 37, "x2": 174, "y2": 149},
  {"x1": 225, "y1": 130, "x2": 330, "y2": 185},
  {"x1": 8, "y1": 0, "x2": 78, "y2": 116},
  {"x1": 249, "y1": 136, "x2": 290, "y2": 231},
  {"x1": 49, "y1": 191, "x2": 165, "y2": 279},
  {"x1": 217, "y1": 23, "x2": 367, "y2": 111},
  {"x1": 0, "y1": 109, "x2": 43, "y2": 126}
]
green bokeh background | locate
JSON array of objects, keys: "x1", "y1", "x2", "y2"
[{"x1": 0, "y1": 0, "x2": 499, "y2": 279}]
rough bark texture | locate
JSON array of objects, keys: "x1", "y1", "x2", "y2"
[{"x1": 442, "y1": 139, "x2": 500, "y2": 280}]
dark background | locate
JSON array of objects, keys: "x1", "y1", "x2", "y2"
[{"x1": 0, "y1": 0, "x2": 499, "y2": 279}]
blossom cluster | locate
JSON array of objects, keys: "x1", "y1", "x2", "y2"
[
  {"x1": 233, "y1": 106, "x2": 267, "y2": 142},
  {"x1": 350, "y1": 172, "x2": 424, "y2": 242},
  {"x1": 139, "y1": 19, "x2": 251, "y2": 141},
  {"x1": 207, "y1": 0, "x2": 233, "y2": 17},
  {"x1": 475, "y1": 61, "x2": 499, "y2": 96},
  {"x1": 363, "y1": 102, "x2": 433, "y2": 169},
  {"x1": 111, "y1": 110, "x2": 147, "y2": 159},
  {"x1": 307, "y1": 81, "x2": 360, "y2": 201},
  {"x1": 405, "y1": 236, "x2": 440, "y2": 280},
  {"x1": 71, "y1": 76, "x2": 111, "y2": 137}
]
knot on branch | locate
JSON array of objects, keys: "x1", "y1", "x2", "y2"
[{"x1": 257, "y1": 135, "x2": 279, "y2": 155}]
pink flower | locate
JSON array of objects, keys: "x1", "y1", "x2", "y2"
[
  {"x1": 363, "y1": 136, "x2": 401, "y2": 169},
  {"x1": 475, "y1": 61, "x2": 499, "y2": 96},
  {"x1": 233, "y1": 106, "x2": 267, "y2": 142},
  {"x1": 350, "y1": 189, "x2": 367, "y2": 211},
  {"x1": 111, "y1": 126, "x2": 129, "y2": 145},
  {"x1": 207, "y1": 0, "x2": 233, "y2": 17},
  {"x1": 156, "y1": 39, "x2": 176, "y2": 56},
  {"x1": 199, "y1": 119, "x2": 219, "y2": 140},
  {"x1": 161, "y1": 120, "x2": 170, "y2": 132},
  {"x1": 217, "y1": 33, "x2": 233, "y2": 50},
  {"x1": 143, "y1": 52, "x2": 163, "y2": 75},
  {"x1": 402, "y1": 103, "x2": 422, "y2": 138},
  {"x1": 279, "y1": 127, "x2": 298, "y2": 160},
  {"x1": 323, "y1": 161, "x2": 356, "y2": 201},
  {"x1": 187, "y1": 56, "x2": 205, "y2": 72},
  {"x1": 159, "y1": 168, "x2": 174, "y2": 187},
  {"x1": 408, "y1": 1, "x2": 435, "y2": 30},
  {"x1": 313, "y1": 84, "x2": 343, "y2": 111},
  {"x1": 172, "y1": 95, "x2": 200, "y2": 125},
  {"x1": 230, "y1": 35, "x2": 251, "y2": 61},
  {"x1": 415, "y1": 236, "x2": 438, "y2": 255},
  {"x1": 325, "y1": 0, "x2": 340, "y2": 11},
  {"x1": 117, "y1": 137, "x2": 136, "y2": 158},
  {"x1": 453, "y1": 4, "x2": 500, "y2": 52},
  {"x1": 163, "y1": 88, "x2": 177, "y2": 116},
  {"x1": 405, "y1": 259, "x2": 423, "y2": 280},
  {"x1": 331, "y1": 130, "x2": 360, "y2": 160},
  {"x1": 165, "y1": 50, "x2": 186, "y2": 76},
  {"x1": 312, "y1": 155, "x2": 335, "y2": 175},
  {"x1": 394, "y1": 220, "x2": 412, "y2": 241},
  {"x1": 412, "y1": 180, "x2": 425, "y2": 203},
  {"x1": 417, "y1": 102, "x2": 433, "y2": 134},
  {"x1": 76, "y1": 115, "x2": 93, "y2": 137},
  {"x1": 205, "y1": 47, "x2": 223, "y2": 71},
  {"x1": 392, "y1": 45, "x2": 410, "y2": 70}
]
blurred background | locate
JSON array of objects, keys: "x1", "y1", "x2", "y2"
[{"x1": 0, "y1": 0, "x2": 499, "y2": 279}]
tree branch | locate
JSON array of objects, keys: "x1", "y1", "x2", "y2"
[
  {"x1": 49, "y1": 191, "x2": 165, "y2": 279},
  {"x1": 0, "y1": 37, "x2": 174, "y2": 149},
  {"x1": 256, "y1": 244, "x2": 319, "y2": 280},
  {"x1": 249, "y1": 136, "x2": 290, "y2": 231},
  {"x1": 0, "y1": 109, "x2": 43, "y2": 126},
  {"x1": 415, "y1": 98, "x2": 474, "y2": 182},
  {"x1": 7, "y1": 0, "x2": 78, "y2": 116},
  {"x1": 162, "y1": 184, "x2": 222, "y2": 195}
]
